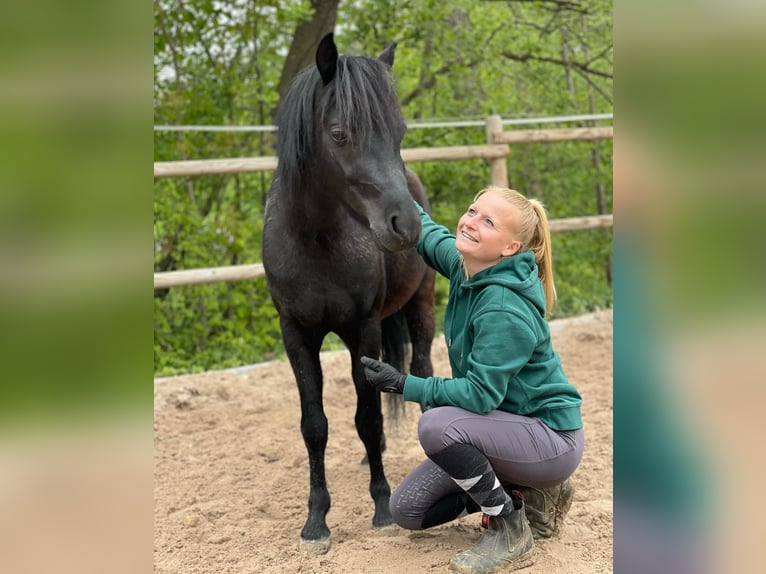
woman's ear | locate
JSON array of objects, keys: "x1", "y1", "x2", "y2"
[{"x1": 502, "y1": 241, "x2": 521, "y2": 257}]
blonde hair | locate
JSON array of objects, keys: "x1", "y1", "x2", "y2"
[{"x1": 474, "y1": 186, "x2": 557, "y2": 317}]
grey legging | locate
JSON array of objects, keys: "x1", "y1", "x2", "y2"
[{"x1": 390, "y1": 405, "x2": 584, "y2": 530}]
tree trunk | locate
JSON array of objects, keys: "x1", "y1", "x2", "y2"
[
  {"x1": 274, "y1": 0, "x2": 340, "y2": 117},
  {"x1": 578, "y1": 15, "x2": 612, "y2": 287}
]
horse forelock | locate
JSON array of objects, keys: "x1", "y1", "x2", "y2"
[{"x1": 331, "y1": 55, "x2": 402, "y2": 148}]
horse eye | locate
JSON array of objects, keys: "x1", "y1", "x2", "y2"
[{"x1": 331, "y1": 129, "x2": 347, "y2": 144}]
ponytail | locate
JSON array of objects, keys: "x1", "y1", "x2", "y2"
[{"x1": 528, "y1": 199, "x2": 556, "y2": 318}]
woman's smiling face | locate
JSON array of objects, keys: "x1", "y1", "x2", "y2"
[{"x1": 455, "y1": 190, "x2": 521, "y2": 275}]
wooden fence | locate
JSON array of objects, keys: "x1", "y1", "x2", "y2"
[{"x1": 154, "y1": 116, "x2": 613, "y2": 289}]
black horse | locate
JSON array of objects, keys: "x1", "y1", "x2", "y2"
[{"x1": 262, "y1": 33, "x2": 435, "y2": 553}]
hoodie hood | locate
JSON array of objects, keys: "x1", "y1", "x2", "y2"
[{"x1": 464, "y1": 251, "x2": 547, "y2": 317}]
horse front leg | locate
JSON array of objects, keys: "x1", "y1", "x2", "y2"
[
  {"x1": 280, "y1": 319, "x2": 332, "y2": 553},
  {"x1": 404, "y1": 267, "x2": 436, "y2": 379},
  {"x1": 346, "y1": 319, "x2": 394, "y2": 530}
]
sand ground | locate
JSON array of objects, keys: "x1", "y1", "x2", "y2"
[{"x1": 154, "y1": 309, "x2": 613, "y2": 573}]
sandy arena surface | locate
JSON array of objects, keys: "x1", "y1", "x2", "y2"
[{"x1": 154, "y1": 309, "x2": 613, "y2": 573}]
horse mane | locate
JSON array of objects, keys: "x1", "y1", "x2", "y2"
[{"x1": 275, "y1": 53, "x2": 403, "y2": 193}]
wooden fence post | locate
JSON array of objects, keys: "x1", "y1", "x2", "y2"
[{"x1": 485, "y1": 115, "x2": 508, "y2": 187}]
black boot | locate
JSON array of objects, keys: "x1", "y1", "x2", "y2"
[
  {"x1": 517, "y1": 479, "x2": 574, "y2": 539},
  {"x1": 449, "y1": 491, "x2": 535, "y2": 574}
]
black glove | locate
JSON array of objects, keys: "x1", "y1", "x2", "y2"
[{"x1": 361, "y1": 356, "x2": 407, "y2": 394}]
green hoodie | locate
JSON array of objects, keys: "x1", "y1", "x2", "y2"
[{"x1": 403, "y1": 204, "x2": 583, "y2": 431}]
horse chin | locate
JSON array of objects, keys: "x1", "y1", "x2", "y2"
[{"x1": 370, "y1": 227, "x2": 416, "y2": 253}]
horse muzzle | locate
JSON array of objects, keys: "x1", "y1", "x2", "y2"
[{"x1": 368, "y1": 204, "x2": 420, "y2": 252}]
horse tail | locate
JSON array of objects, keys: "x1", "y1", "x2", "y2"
[{"x1": 381, "y1": 310, "x2": 410, "y2": 432}]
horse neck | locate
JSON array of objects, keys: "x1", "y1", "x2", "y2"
[{"x1": 283, "y1": 176, "x2": 347, "y2": 235}]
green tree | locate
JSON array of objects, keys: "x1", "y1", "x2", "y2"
[{"x1": 154, "y1": 0, "x2": 613, "y2": 375}]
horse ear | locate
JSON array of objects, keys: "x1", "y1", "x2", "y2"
[
  {"x1": 316, "y1": 32, "x2": 338, "y2": 85},
  {"x1": 378, "y1": 42, "x2": 397, "y2": 68}
]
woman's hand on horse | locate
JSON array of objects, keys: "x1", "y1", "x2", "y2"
[{"x1": 361, "y1": 356, "x2": 406, "y2": 394}]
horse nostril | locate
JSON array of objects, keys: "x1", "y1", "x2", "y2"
[
  {"x1": 390, "y1": 214, "x2": 401, "y2": 235},
  {"x1": 389, "y1": 213, "x2": 417, "y2": 245}
]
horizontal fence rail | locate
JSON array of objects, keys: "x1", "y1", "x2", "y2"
[
  {"x1": 153, "y1": 113, "x2": 613, "y2": 133},
  {"x1": 153, "y1": 215, "x2": 613, "y2": 289},
  {"x1": 154, "y1": 119, "x2": 613, "y2": 290},
  {"x1": 549, "y1": 214, "x2": 613, "y2": 232},
  {"x1": 154, "y1": 144, "x2": 511, "y2": 178},
  {"x1": 154, "y1": 264, "x2": 265, "y2": 289},
  {"x1": 493, "y1": 126, "x2": 613, "y2": 144},
  {"x1": 155, "y1": 157, "x2": 277, "y2": 178}
]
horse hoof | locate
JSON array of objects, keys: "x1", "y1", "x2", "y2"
[
  {"x1": 373, "y1": 523, "x2": 398, "y2": 536},
  {"x1": 299, "y1": 536, "x2": 331, "y2": 556}
]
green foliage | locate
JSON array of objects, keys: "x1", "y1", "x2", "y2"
[{"x1": 154, "y1": 0, "x2": 613, "y2": 375}]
